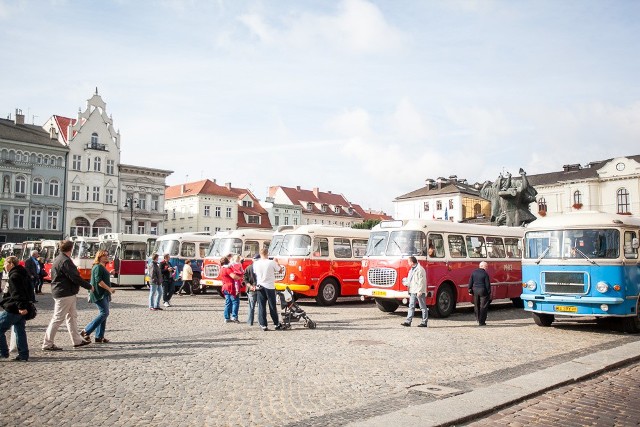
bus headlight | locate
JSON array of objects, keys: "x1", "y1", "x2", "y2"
[
  {"x1": 596, "y1": 281, "x2": 609, "y2": 293},
  {"x1": 526, "y1": 280, "x2": 537, "y2": 291},
  {"x1": 289, "y1": 273, "x2": 295, "y2": 281},
  {"x1": 359, "y1": 276, "x2": 364, "y2": 284},
  {"x1": 600, "y1": 304, "x2": 609, "y2": 312},
  {"x1": 527, "y1": 301, "x2": 534, "y2": 308}
]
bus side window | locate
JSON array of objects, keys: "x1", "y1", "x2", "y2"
[
  {"x1": 313, "y1": 238, "x2": 329, "y2": 257},
  {"x1": 244, "y1": 241, "x2": 259, "y2": 258},
  {"x1": 486, "y1": 237, "x2": 505, "y2": 258},
  {"x1": 624, "y1": 231, "x2": 638, "y2": 259},
  {"x1": 181, "y1": 242, "x2": 196, "y2": 258},
  {"x1": 333, "y1": 238, "x2": 352, "y2": 258},
  {"x1": 447, "y1": 234, "x2": 467, "y2": 258},
  {"x1": 466, "y1": 235, "x2": 486, "y2": 258},
  {"x1": 428, "y1": 234, "x2": 445, "y2": 258},
  {"x1": 353, "y1": 239, "x2": 367, "y2": 258},
  {"x1": 504, "y1": 238, "x2": 522, "y2": 258}
]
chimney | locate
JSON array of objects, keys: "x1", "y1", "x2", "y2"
[
  {"x1": 562, "y1": 164, "x2": 581, "y2": 172},
  {"x1": 312, "y1": 187, "x2": 319, "y2": 197},
  {"x1": 49, "y1": 125, "x2": 58, "y2": 140},
  {"x1": 213, "y1": 179, "x2": 216, "y2": 184},
  {"x1": 14, "y1": 109, "x2": 24, "y2": 125},
  {"x1": 225, "y1": 182, "x2": 232, "y2": 190},
  {"x1": 180, "y1": 184, "x2": 186, "y2": 195},
  {"x1": 327, "y1": 191, "x2": 332, "y2": 194},
  {"x1": 436, "y1": 177, "x2": 448, "y2": 190},
  {"x1": 296, "y1": 186, "x2": 301, "y2": 191},
  {"x1": 449, "y1": 175, "x2": 458, "y2": 182}
]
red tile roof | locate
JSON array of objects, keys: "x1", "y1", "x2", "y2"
[
  {"x1": 165, "y1": 179, "x2": 237, "y2": 199},
  {"x1": 53, "y1": 115, "x2": 77, "y2": 143},
  {"x1": 269, "y1": 185, "x2": 363, "y2": 219},
  {"x1": 352, "y1": 204, "x2": 393, "y2": 221}
]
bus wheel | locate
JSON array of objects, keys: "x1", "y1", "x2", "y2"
[
  {"x1": 133, "y1": 285, "x2": 144, "y2": 290},
  {"x1": 431, "y1": 285, "x2": 455, "y2": 318},
  {"x1": 217, "y1": 288, "x2": 225, "y2": 298},
  {"x1": 621, "y1": 299, "x2": 640, "y2": 333},
  {"x1": 511, "y1": 297, "x2": 524, "y2": 308},
  {"x1": 532, "y1": 312, "x2": 554, "y2": 327},
  {"x1": 191, "y1": 280, "x2": 201, "y2": 295},
  {"x1": 316, "y1": 279, "x2": 339, "y2": 306},
  {"x1": 374, "y1": 298, "x2": 399, "y2": 313}
]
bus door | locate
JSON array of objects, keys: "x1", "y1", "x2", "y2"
[
  {"x1": 116, "y1": 241, "x2": 147, "y2": 287},
  {"x1": 332, "y1": 237, "x2": 364, "y2": 296}
]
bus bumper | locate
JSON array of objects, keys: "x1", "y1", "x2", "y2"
[
  {"x1": 275, "y1": 283, "x2": 311, "y2": 292},
  {"x1": 358, "y1": 288, "x2": 409, "y2": 299},
  {"x1": 522, "y1": 294, "x2": 630, "y2": 316},
  {"x1": 202, "y1": 279, "x2": 223, "y2": 288}
]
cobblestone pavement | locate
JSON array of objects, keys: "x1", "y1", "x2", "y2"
[
  {"x1": 467, "y1": 361, "x2": 640, "y2": 427},
  {"x1": 3, "y1": 288, "x2": 639, "y2": 426}
]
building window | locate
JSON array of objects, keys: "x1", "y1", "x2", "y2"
[
  {"x1": 307, "y1": 202, "x2": 313, "y2": 211},
  {"x1": 215, "y1": 227, "x2": 221, "y2": 232},
  {"x1": 91, "y1": 133, "x2": 98, "y2": 144},
  {"x1": 125, "y1": 221, "x2": 132, "y2": 234},
  {"x1": 92, "y1": 186, "x2": 100, "y2": 202},
  {"x1": 284, "y1": 216, "x2": 289, "y2": 225},
  {"x1": 150, "y1": 222, "x2": 158, "y2": 235},
  {"x1": 538, "y1": 197, "x2": 547, "y2": 212},
  {"x1": 137, "y1": 221, "x2": 146, "y2": 234},
  {"x1": 15, "y1": 175, "x2": 26, "y2": 194},
  {"x1": 13, "y1": 208, "x2": 25, "y2": 228},
  {"x1": 617, "y1": 188, "x2": 630, "y2": 213},
  {"x1": 449, "y1": 199, "x2": 454, "y2": 209},
  {"x1": 106, "y1": 159, "x2": 115, "y2": 175},
  {"x1": 32, "y1": 178, "x2": 43, "y2": 195},
  {"x1": 93, "y1": 157, "x2": 101, "y2": 172},
  {"x1": 248, "y1": 215, "x2": 260, "y2": 224},
  {"x1": 47, "y1": 211, "x2": 59, "y2": 230},
  {"x1": 105, "y1": 189, "x2": 114, "y2": 204},
  {"x1": 87, "y1": 157, "x2": 91, "y2": 171},
  {"x1": 172, "y1": 208, "x2": 176, "y2": 220},
  {"x1": 321, "y1": 204, "x2": 327, "y2": 213},
  {"x1": 293, "y1": 217, "x2": 298, "y2": 225},
  {"x1": 436, "y1": 200, "x2": 442, "y2": 210},
  {"x1": 274, "y1": 216, "x2": 280, "y2": 226},
  {"x1": 30, "y1": 209, "x2": 42, "y2": 229},
  {"x1": 138, "y1": 197, "x2": 146, "y2": 210},
  {"x1": 204, "y1": 205, "x2": 211, "y2": 217},
  {"x1": 242, "y1": 200, "x2": 253, "y2": 207},
  {"x1": 424, "y1": 202, "x2": 430, "y2": 212},
  {"x1": 72, "y1": 155, "x2": 82, "y2": 171},
  {"x1": 204, "y1": 226, "x2": 210, "y2": 232},
  {"x1": 215, "y1": 207, "x2": 221, "y2": 218},
  {"x1": 49, "y1": 179, "x2": 60, "y2": 197},
  {"x1": 573, "y1": 190, "x2": 582, "y2": 205},
  {"x1": 226, "y1": 207, "x2": 232, "y2": 218},
  {"x1": 334, "y1": 206, "x2": 341, "y2": 214},
  {"x1": 151, "y1": 196, "x2": 159, "y2": 211},
  {"x1": 71, "y1": 185, "x2": 80, "y2": 201}
]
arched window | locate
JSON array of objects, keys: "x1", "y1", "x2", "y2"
[
  {"x1": 15, "y1": 175, "x2": 26, "y2": 194},
  {"x1": 37, "y1": 154, "x2": 43, "y2": 164},
  {"x1": 49, "y1": 179, "x2": 60, "y2": 197},
  {"x1": 71, "y1": 217, "x2": 91, "y2": 237},
  {"x1": 573, "y1": 190, "x2": 582, "y2": 205},
  {"x1": 538, "y1": 197, "x2": 547, "y2": 212},
  {"x1": 91, "y1": 133, "x2": 99, "y2": 145},
  {"x1": 32, "y1": 177, "x2": 43, "y2": 195},
  {"x1": 92, "y1": 218, "x2": 112, "y2": 236},
  {"x1": 474, "y1": 203, "x2": 482, "y2": 216},
  {"x1": 617, "y1": 188, "x2": 630, "y2": 214}
]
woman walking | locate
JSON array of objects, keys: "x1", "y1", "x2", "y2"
[{"x1": 81, "y1": 250, "x2": 115, "y2": 343}]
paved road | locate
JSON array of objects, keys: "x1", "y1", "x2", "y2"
[
  {"x1": 3, "y1": 288, "x2": 639, "y2": 426},
  {"x1": 467, "y1": 361, "x2": 640, "y2": 426}
]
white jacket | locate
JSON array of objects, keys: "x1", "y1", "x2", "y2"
[{"x1": 406, "y1": 263, "x2": 426, "y2": 294}]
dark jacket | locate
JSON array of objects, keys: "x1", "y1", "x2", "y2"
[
  {"x1": 0, "y1": 265, "x2": 31, "y2": 314},
  {"x1": 160, "y1": 260, "x2": 173, "y2": 283},
  {"x1": 468, "y1": 268, "x2": 491, "y2": 295},
  {"x1": 243, "y1": 263, "x2": 257, "y2": 292},
  {"x1": 50, "y1": 252, "x2": 92, "y2": 298},
  {"x1": 24, "y1": 256, "x2": 38, "y2": 281},
  {"x1": 150, "y1": 261, "x2": 162, "y2": 286}
]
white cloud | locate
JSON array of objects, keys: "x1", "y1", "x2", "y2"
[{"x1": 390, "y1": 97, "x2": 438, "y2": 142}]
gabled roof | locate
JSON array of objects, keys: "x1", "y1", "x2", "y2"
[
  {"x1": 165, "y1": 179, "x2": 237, "y2": 199},
  {"x1": 351, "y1": 204, "x2": 393, "y2": 221},
  {"x1": 0, "y1": 118, "x2": 68, "y2": 149},
  {"x1": 52, "y1": 115, "x2": 77, "y2": 143},
  {"x1": 527, "y1": 155, "x2": 640, "y2": 186},
  {"x1": 395, "y1": 181, "x2": 483, "y2": 201},
  {"x1": 270, "y1": 185, "x2": 364, "y2": 219},
  {"x1": 227, "y1": 185, "x2": 272, "y2": 229}
]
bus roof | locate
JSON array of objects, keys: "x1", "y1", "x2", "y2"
[
  {"x1": 279, "y1": 224, "x2": 370, "y2": 239},
  {"x1": 214, "y1": 228, "x2": 274, "y2": 240},
  {"x1": 99, "y1": 233, "x2": 157, "y2": 242},
  {"x1": 156, "y1": 232, "x2": 214, "y2": 243},
  {"x1": 70, "y1": 236, "x2": 99, "y2": 242},
  {"x1": 373, "y1": 219, "x2": 524, "y2": 238},
  {"x1": 525, "y1": 211, "x2": 640, "y2": 230}
]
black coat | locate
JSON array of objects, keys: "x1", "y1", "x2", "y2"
[
  {"x1": 24, "y1": 256, "x2": 38, "y2": 281},
  {"x1": 0, "y1": 265, "x2": 31, "y2": 314},
  {"x1": 468, "y1": 268, "x2": 491, "y2": 295},
  {"x1": 50, "y1": 253, "x2": 92, "y2": 298}
]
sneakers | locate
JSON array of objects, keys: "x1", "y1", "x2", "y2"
[
  {"x1": 231, "y1": 318, "x2": 240, "y2": 323},
  {"x1": 12, "y1": 356, "x2": 28, "y2": 362},
  {"x1": 224, "y1": 319, "x2": 231, "y2": 323},
  {"x1": 401, "y1": 322, "x2": 411, "y2": 327},
  {"x1": 417, "y1": 322, "x2": 428, "y2": 328},
  {"x1": 274, "y1": 324, "x2": 283, "y2": 330},
  {"x1": 73, "y1": 340, "x2": 90, "y2": 348},
  {"x1": 42, "y1": 345, "x2": 63, "y2": 351},
  {"x1": 261, "y1": 326, "x2": 268, "y2": 331},
  {"x1": 163, "y1": 302, "x2": 171, "y2": 307}
]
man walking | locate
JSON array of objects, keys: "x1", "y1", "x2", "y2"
[
  {"x1": 252, "y1": 248, "x2": 282, "y2": 331},
  {"x1": 401, "y1": 256, "x2": 428, "y2": 327},
  {"x1": 42, "y1": 240, "x2": 93, "y2": 351},
  {"x1": 160, "y1": 254, "x2": 175, "y2": 307},
  {"x1": 468, "y1": 261, "x2": 492, "y2": 326},
  {"x1": 24, "y1": 250, "x2": 39, "y2": 302}
]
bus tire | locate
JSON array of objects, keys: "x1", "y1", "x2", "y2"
[
  {"x1": 133, "y1": 285, "x2": 144, "y2": 290},
  {"x1": 374, "y1": 298, "x2": 399, "y2": 313},
  {"x1": 217, "y1": 288, "x2": 224, "y2": 298},
  {"x1": 316, "y1": 279, "x2": 339, "y2": 306},
  {"x1": 191, "y1": 279, "x2": 201, "y2": 295},
  {"x1": 511, "y1": 297, "x2": 524, "y2": 308},
  {"x1": 431, "y1": 284, "x2": 455, "y2": 318},
  {"x1": 532, "y1": 312, "x2": 554, "y2": 327},
  {"x1": 621, "y1": 299, "x2": 640, "y2": 333}
]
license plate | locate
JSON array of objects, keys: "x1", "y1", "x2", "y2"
[
  {"x1": 554, "y1": 305, "x2": 578, "y2": 313},
  {"x1": 372, "y1": 290, "x2": 387, "y2": 297}
]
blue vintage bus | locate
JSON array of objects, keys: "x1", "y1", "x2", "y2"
[{"x1": 522, "y1": 212, "x2": 640, "y2": 333}]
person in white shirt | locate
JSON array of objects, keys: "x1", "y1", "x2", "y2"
[
  {"x1": 252, "y1": 248, "x2": 282, "y2": 331},
  {"x1": 401, "y1": 256, "x2": 428, "y2": 327},
  {"x1": 179, "y1": 259, "x2": 194, "y2": 295}
]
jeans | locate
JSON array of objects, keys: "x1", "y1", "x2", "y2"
[
  {"x1": 257, "y1": 287, "x2": 279, "y2": 328},
  {"x1": 0, "y1": 311, "x2": 28, "y2": 360},
  {"x1": 223, "y1": 291, "x2": 239, "y2": 320},
  {"x1": 162, "y1": 280, "x2": 174, "y2": 303},
  {"x1": 149, "y1": 284, "x2": 162, "y2": 308},
  {"x1": 84, "y1": 297, "x2": 110, "y2": 339},
  {"x1": 406, "y1": 293, "x2": 428, "y2": 324},
  {"x1": 246, "y1": 291, "x2": 257, "y2": 325}
]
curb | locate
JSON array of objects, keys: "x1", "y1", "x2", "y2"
[{"x1": 346, "y1": 340, "x2": 640, "y2": 427}]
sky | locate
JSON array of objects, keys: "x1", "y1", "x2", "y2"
[{"x1": 2, "y1": 0, "x2": 640, "y2": 215}]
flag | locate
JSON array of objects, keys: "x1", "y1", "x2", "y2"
[{"x1": 444, "y1": 207, "x2": 448, "y2": 220}]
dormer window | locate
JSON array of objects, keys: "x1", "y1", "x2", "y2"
[
  {"x1": 307, "y1": 202, "x2": 313, "y2": 211},
  {"x1": 247, "y1": 215, "x2": 260, "y2": 224},
  {"x1": 321, "y1": 204, "x2": 327, "y2": 213},
  {"x1": 348, "y1": 207, "x2": 353, "y2": 215},
  {"x1": 334, "y1": 206, "x2": 341, "y2": 214}
]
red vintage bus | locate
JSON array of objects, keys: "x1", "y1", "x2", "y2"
[
  {"x1": 99, "y1": 233, "x2": 155, "y2": 289},
  {"x1": 358, "y1": 220, "x2": 523, "y2": 317},
  {"x1": 270, "y1": 225, "x2": 370, "y2": 305},
  {"x1": 39, "y1": 239, "x2": 58, "y2": 281},
  {"x1": 201, "y1": 229, "x2": 273, "y2": 295}
]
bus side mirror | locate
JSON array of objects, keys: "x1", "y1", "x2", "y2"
[{"x1": 633, "y1": 238, "x2": 639, "y2": 249}]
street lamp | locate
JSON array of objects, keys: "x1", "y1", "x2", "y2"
[{"x1": 124, "y1": 197, "x2": 139, "y2": 234}]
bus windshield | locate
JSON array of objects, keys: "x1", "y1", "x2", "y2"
[
  {"x1": 100, "y1": 241, "x2": 118, "y2": 258},
  {"x1": 217, "y1": 238, "x2": 243, "y2": 256},
  {"x1": 366, "y1": 231, "x2": 389, "y2": 256},
  {"x1": 154, "y1": 240, "x2": 179, "y2": 257},
  {"x1": 278, "y1": 234, "x2": 312, "y2": 257},
  {"x1": 206, "y1": 239, "x2": 223, "y2": 257},
  {"x1": 268, "y1": 235, "x2": 284, "y2": 257},
  {"x1": 122, "y1": 242, "x2": 147, "y2": 260},
  {"x1": 386, "y1": 230, "x2": 427, "y2": 256},
  {"x1": 72, "y1": 241, "x2": 99, "y2": 259},
  {"x1": 525, "y1": 229, "x2": 620, "y2": 259}
]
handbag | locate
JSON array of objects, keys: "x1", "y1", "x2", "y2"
[{"x1": 24, "y1": 302, "x2": 37, "y2": 321}]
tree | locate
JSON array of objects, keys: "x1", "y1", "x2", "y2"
[{"x1": 352, "y1": 219, "x2": 381, "y2": 230}]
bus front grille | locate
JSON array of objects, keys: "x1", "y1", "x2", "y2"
[
  {"x1": 204, "y1": 264, "x2": 220, "y2": 278},
  {"x1": 368, "y1": 268, "x2": 397, "y2": 287},
  {"x1": 543, "y1": 271, "x2": 587, "y2": 294}
]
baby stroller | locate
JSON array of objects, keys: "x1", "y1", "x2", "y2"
[{"x1": 277, "y1": 286, "x2": 316, "y2": 330}]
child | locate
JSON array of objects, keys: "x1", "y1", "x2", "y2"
[{"x1": 229, "y1": 254, "x2": 245, "y2": 295}]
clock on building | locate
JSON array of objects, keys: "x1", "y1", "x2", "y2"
[{"x1": 616, "y1": 162, "x2": 625, "y2": 171}]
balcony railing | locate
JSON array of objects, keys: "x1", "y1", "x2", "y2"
[{"x1": 85, "y1": 142, "x2": 109, "y2": 151}]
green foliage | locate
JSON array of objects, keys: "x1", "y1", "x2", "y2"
[{"x1": 352, "y1": 219, "x2": 381, "y2": 230}]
